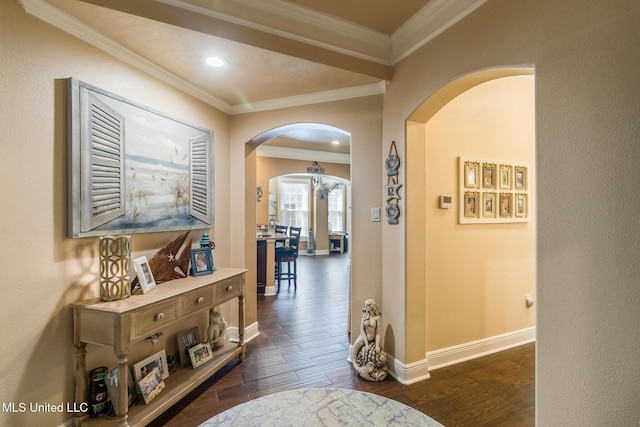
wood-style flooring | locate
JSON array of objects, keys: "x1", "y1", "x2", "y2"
[{"x1": 150, "y1": 253, "x2": 535, "y2": 427}]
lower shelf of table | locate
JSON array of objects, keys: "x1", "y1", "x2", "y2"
[{"x1": 81, "y1": 342, "x2": 244, "y2": 427}]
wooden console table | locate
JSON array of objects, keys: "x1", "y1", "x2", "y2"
[{"x1": 72, "y1": 268, "x2": 246, "y2": 427}]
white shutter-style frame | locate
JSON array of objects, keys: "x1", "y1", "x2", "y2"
[
  {"x1": 68, "y1": 78, "x2": 214, "y2": 237},
  {"x1": 82, "y1": 92, "x2": 126, "y2": 231},
  {"x1": 189, "y1": 134, "x2": 213, "y2": 223}
]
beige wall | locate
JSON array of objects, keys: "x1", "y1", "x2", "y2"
[
  {"x1": 384, "y1": 0, "x2": 640, "y2": 424},
  {"x1": 0, "y1": 3, "x2": 232, "y2": 425},
  {"x1": 411, "y1": 76, "x2": 536, "y2": 351}
]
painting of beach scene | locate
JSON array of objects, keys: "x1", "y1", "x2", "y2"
[{"x1": 68, "y1": 79, "x2": 214, "y2": 238}]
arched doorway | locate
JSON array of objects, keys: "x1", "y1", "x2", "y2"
[
  {"x1": 247, "y1": 122, "x2": 353, "y2": 299},
  {"x1": 406, "y1": 68, "x2": 536, "y2": 371}
]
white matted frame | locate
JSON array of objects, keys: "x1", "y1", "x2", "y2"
[
  {"x1": 188, "y1": 342, "x2": 213, "y2": 368},
  {"x1": 133, "y1": 256, "x2": 156, "y2": 294},
  {"x1": 459, "y1": 157, "x2": 529, "y2": 224},
  {"x1": 132, "y1": 349, "x2": 169, "y2": 383}
]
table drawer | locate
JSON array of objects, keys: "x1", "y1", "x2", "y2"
[
  {"x1": 131, "y1": 299, "x2": 178, "y2": 340},
  {"x1": 213, "y1": 277, "x2": 241, "y2": 303},
  {"x1": 182, "y1": 286, "x2": 214, "y2": 314}
]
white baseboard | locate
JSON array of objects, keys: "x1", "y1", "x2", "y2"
[
  {"x1": 386, "y1": 353, "x2": 431, "y2": 385},
  {"x1": 426, "y1": 326, "x2": 536, "y2": 371},
  {"x1": 227, "y1": 321, "x2": 260, "y2": 344}
]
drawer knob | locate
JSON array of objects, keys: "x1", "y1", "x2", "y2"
[
  {"x1": 227, "y1": 285, "x2": 233, "y2": 292},
  {"x1": 155, "y1": 313, "x2": 165, "y2": 321},
  {"x1": 196, "y1": 297, "x2": 205, "y2": 304}
]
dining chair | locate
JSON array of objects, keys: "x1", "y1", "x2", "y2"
[{"x1": 274, "y1": 226, "x2": 301, "y2": 292}]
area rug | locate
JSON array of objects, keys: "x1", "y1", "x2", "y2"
[{"x1": 199, "y1": 388, "x2": 443, "y2": 426}]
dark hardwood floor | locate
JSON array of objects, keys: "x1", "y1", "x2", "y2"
[{"x1": 150, "y1": 253, "x2": 535, "y2": 426}]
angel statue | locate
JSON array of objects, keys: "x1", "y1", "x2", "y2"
[{"x1": 350, "y1": 299, "x2": 388, "y2": 381}]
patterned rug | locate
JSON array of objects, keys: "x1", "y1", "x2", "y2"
[{"x1": 200, "y1": 388, "x2": 443, "y2": 426}]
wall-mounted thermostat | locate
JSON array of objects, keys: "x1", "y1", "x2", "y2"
[{"x1": 439, "y1": 195, "x2": 453, "y2": 209}]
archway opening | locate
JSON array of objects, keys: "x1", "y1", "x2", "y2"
[
  {"x1": 406, "y1": 67, "x2": 536, "y2": 370},
  {"x1": 248, "y1": 122, "x2": 352, "y2": 299}
]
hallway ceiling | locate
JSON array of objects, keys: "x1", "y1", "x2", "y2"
[{"x1": 19, "y1": 0, "x2": 486, "y2": 152}]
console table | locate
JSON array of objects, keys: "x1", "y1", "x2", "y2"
[{"x1": 72, "y1": 268, "x2": 246, "y2": 427}]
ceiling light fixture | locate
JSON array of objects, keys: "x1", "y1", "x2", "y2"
[
  {"x1": 331, "y1": 140, "x2": 340, "y2": 145},
  {"x1": 202, "y1": 56, "x2": 226, "y2": 68}
]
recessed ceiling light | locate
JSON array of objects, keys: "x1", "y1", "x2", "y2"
[
  {"x1": 202, "y1": 56, "x2": 226, "y2": 68},
  {"x1": 331, "y1": 140, "x2": 340, "y2": 145}
]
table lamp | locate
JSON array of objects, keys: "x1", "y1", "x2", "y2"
[{"x1": 99, "y1": 235, "x2": 131, "y2": 301}]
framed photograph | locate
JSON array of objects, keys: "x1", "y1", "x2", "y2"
[
  {"x1": 133, "y1": 350, "x2": 169, "y2": 384},
  {"x1": 483, "y1": 192, "x2": 496, "y2": 218},
  {"x1": 464, "y1": 191, "x2": 479, "y2": 218},
  {"x1": 482, "y1": 163, "x2": 496, "y2": 188},
  {"x1": 177, "y1": 327, "x2": 200, "y2": 366},
  {"x1": 188, "y1": 341, "x2": 213, "y2": 368},
  {"x1": 133, "y1": 256, "x2": 156, "y2": 294},
  {"x1": 191, "y1": 248, "x2": 214, "y2": 276},
  {"x1": 137, "y1": 367, "x2": 165, "y2": 405},
  {"x1": 67, "y1": 78, "x2": 214, "y2": 238},
  {"x1": 514, "y1": 166, "x2": 527, "y2": 190},
  {"x1": 515, "y1": 193, "x2": 528, "y2": 218},
  {"x1": 464, "y1": 161, "x2": 479, "y2": 188},
  {"x1": 499, "y1": 193, "x2": 512, "y2": 218},
  {"x1": 499, "y1": 164, "x2": 512, "y2": 190}
]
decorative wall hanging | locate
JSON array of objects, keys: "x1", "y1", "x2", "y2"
[
  {"x1": 68, "y1": 78, "x2": 214, "y2": 238},
  {"x1": 459, "y1": 157, "x2": 530, "y2": 224},
  {"x1": 385, "y1": 141, "x2": 402, "y2": 224},
  {"x1": 385, "y1": 141, "x2": 400, "y2": 176}
]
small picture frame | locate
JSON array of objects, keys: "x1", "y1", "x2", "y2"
[
  {"x1": 482, "y1": 163, "x2": 496, "y2": 189},
  {"x1": 499, "y1": 193, "x2": 512, "y2": 218},
  {"x1": 191, "y1": 248, "x2": 214, "y2": 276},
  {"x1": 483, "y1": 192, "x2": 496, "y2": 218},
  {"x1": 515, "y1": 193, "x2": 528, "y2": 218},
  {"x1": 137, "y1": 367, "x2": 165, "y2": 405},
  {"x1": 514, "y1": 166, "x2": 527, "y2": 190},
  {"x1": 188, "y1": 341, "x2": 213, "y2": 369},
  {"x1": 464, "y1": 191, "x2": 479, "y2": 218},
  {"x1": 133, "y1": 349, "x2": 169, "y2": 384},
  {"x1": 464, "y1": 161, "x2": 479, "y2": 188},
  {"x1": 133, "y1": 256, "x2": 156, "y2": 294},
  {"x1": 177, "y1": 327, "x2": 200, "y2": 366},
  {"x1": 499, "y1": 164, "x2": 512, "y2": 190}
]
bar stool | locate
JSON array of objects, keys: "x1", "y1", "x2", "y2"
[
  {"x1": 274, "y1": 226, "x2": 301, "y2": 292},
  {"x1": 274, "y1": 224, "x2": 288, "y2": 247}
]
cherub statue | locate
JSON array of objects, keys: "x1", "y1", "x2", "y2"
[
  {"x1": 350, "y1": 299, "x2": 388, "y2": 381},
  {"x1": 207, "y1": 309, "x2": 227, "y2": 349}
]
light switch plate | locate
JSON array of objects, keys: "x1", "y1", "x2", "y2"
[{"x1": 371, "y1": 207, "x2": 380, "y2": 222}]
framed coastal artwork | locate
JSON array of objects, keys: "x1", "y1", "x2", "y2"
[
  {"x1": 67, "y1": 78, "x2": 214, "y2": 238},
  {"x1": 459, "y1": 157, "x2": 530, "y2": 224}
]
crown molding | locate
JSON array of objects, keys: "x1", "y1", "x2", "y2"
[
  {"x1": 230, "y1": 81, "x2": 387, "y2": 115},
  {"x1": 256, "y1": 146, "x2": 350, "y2": 165},
  {"x1": 391, "y1": 0, "x2": 488, "y2": 64},
  {"x1": 19, "y1": 0, "x2": 233, "y2": 113}
]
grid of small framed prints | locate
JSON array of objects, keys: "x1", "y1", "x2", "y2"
[{"x1": 459, "y1": 157, "x2": 529, "y2": 224}]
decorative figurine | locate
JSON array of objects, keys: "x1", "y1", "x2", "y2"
[
  {"x1": 350, "y1": 299, "x2": 388, "y2": 381},
  {"x1": 207, "y1": 309, "x2": 228, "y2": 350},
  {"x1": 147, "y1": 231, "x2": 192, "y2": 283}
]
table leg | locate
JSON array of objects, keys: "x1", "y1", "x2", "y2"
[{"x1": 74, "y1": 342, "x2": 87, "y2": 427}]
